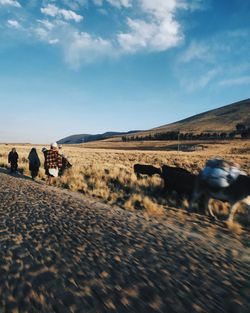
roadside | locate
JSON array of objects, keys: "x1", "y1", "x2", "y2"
[{"x1": 0, "y1": 172, "x2": 249, "y2": 312}]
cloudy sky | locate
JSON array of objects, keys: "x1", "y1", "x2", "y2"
[{"x1": 0, "y1": 0, "x2": 249, "y2": 143}]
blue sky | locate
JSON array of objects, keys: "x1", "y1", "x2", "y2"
[{"x1": 0, "y1": 0, "x2": 249, "y2": 143}]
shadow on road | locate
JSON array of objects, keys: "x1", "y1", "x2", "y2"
[{"x1": 0, "y1": 167, "x2": 44, "y2": 184}]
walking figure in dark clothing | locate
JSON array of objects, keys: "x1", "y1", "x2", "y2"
[
  {"x1": 59, "y1": 154, "x2": 72, "y2": 176},
  {"x1": 28, "y1": 148, "x2": 41, "y2": 180},
  {"x1": 8, "y1": 148, "x2": 19, "y2": 173}
]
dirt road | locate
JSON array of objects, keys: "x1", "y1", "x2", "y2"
[{"x1": 0, "y1": 170, "x2": 249, "y2": 313}]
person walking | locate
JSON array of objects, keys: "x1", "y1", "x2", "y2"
[
  {"x1": 59, "y1": 154, "x2": 72, "y2": 176},
  {"x1": 58, "y1": 144, "x2": 72, "y2": 176},
  {"x1": 8, "y1": 148, "x2": 19, "y2": 173},
  {"x1": 44, "y1": 143, "x2": 62, "y2": 185},
  {"x1": 28, "y1": 148, "x2": 41, "y2": 180},
  {"x1": 42, "y1": 147, "x2": 48, "y2": 175}
]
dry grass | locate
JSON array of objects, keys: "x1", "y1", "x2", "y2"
[
  {"x1": 0, "y1": 140, "x2": 249, "y2": 221},
  {"x1": 225, "y1": 220, "x2": 243, "y2": 235}
]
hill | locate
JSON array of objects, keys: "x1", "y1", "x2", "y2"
[
  {"x1": 58, "y1": 99, "x2": 250, "y2": 144},
  {"x1": 58, "y1": 130, "x2": 141, "y2": 144},
  {"x1": 133, "y1": 98, "x2": 250, "y2": 137}
]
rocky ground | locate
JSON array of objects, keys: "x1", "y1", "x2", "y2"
[{"x1": 0, "y1": 169, "x2": 250, "y2": 313}]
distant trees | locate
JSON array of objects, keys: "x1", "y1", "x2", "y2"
[
  {"x1": 122, "y1": 124, "x2": 250, "y2": 141},
  {"x1": 236, "y1": 123, "x2": 246, "y2": 132},
  {"x1": 235, "y1": 123, "x2": 250, "y2": 138}
]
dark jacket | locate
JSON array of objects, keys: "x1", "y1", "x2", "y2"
[
  {"x1": 28, "y1": 149, "x2": 41, "y2": 171},
  {"x1": 8, "y1": 151, "x2": 18, "y2": 164}
]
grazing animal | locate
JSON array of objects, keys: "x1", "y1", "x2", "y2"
[
  {"x1": 134, "y1": 164, "x2": 161, "y2": 178},
  {"x1": 161, "y1": 165, "x2": 197, "y2": 198},
  {"x1": 189, "y1": 174, "x2": 250, "y2": 222}
]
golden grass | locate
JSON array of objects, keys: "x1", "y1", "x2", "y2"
[
  {"x1": 225, "y1": 220, "x2": 243, "y2": 235},
  {"x1": 0, "y1": 140, "x2": 249, "y2": 222}
]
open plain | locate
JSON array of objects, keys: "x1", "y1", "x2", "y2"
[{"x1": 0, "y1": 140, "x2": 249, "y2": 216}]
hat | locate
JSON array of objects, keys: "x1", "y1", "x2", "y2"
[
  {"x1": 51, "y1": 142, "x2": 58, "y2": 148},
  {"x1": 42, "y1": 147, "x2": 47, "y2": 152}
]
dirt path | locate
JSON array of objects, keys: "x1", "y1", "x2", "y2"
[{"x1": 0, "y1": 170, "x2": 249, "y2": 313}]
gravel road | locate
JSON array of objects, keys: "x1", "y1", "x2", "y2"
[{"x1": 0, "y1": 170, "x2": 249, "y2": 313}]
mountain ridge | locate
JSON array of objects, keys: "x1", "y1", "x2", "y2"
[
  {"x1": 58, "y1": 98, "x2": 250, "y2": 144},
  {"x1": 149, "y1": 98, "x2": 250, "y2": 134},
  {"x1": 58, "y1": 130, "x2": 141, "y2": 144}
]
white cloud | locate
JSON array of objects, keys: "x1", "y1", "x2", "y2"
[
  {"x1": 41, "y1": 4, "x2": 83, "y2": 22},
  {"x1": 218, "y1": 76, "x2": 250, "y2": 87},
  {"x1": 0, "y1": 0, "x2": 21, "y2": 7},
  {"x1": 106, "y1": 0, "x2": 132, "y2": 8},
  {"x1": 31, "y1": 21, "x2": 113, "y2": 68},
  {"x1": 182, "y1": 68, "x2": 220, "y2": 92},
  {"x1": 61, "y1": 0, "x2": 87, "y2": 10},
  {"x1": 60, "y1": 9, "x2": 83, "y2": 22},
  {"x1": 98, "y1": 8, "x2": 108, "y2": 15},
  {"x1": 178, "y1": 41, "x2": 212, "y2": 63},
  {"x1": 37, "y1": 19, "x2": 55, "y2": 31},
  {"x1": 34, "y1": 27, "x2": 50, "y2": 41},
  {"x1": 118, "y1": 17, "x2": 182, "y2": 52},
  {"x1": 196, "y1": 68, "x2": 219, "y2": 88},
  {"x1": 93, "y1": 0, "x2": 132, "y2": 8},
  {"x1": 174, "y1": 27, "x2": 250, "y2": 91},
  {"x1": 41, "y1": 4, "x2": 59, "y2": 17},
  {"x1": 33, "y1": 19, "x2": 67, "y2": 42},
  {"x1": 117, "y1": 0, "x2": 185, "y2": 52},
  {"x1": 7, "y1": 19, "x2": 21, "y2": 28},
  {"x1": 36, "y1": 0, "x2": 195, "y2": 67},
  {"x1": 179, "y1": 29, "x2": 250, "y2": 66},
  {"x1": 49, "y1": 38, "x2": 59, "y2": 44},
  {"x1": 186, "y1": 0, "x2": 210, "y2": 11},
  {"x1": 1, "y1": 0, "x2": 209, "y2": 69},
  {"x1": 63, "y1": 31, "x2": 114, "y2": 68},
  {"x1": 139, "y1": 0, "x2": 186, "y2": 17}
]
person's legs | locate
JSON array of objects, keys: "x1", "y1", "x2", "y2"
[
  {"x1": 48, "y1": 175, "x2": 54, "y2": 185},
  {"x1": 59, "y1": 167, "x2": 65, "y2": 176},
  {"x1": 32, "y1": 169, "x2": 39, "y2": 180},
  {"x1": 10, "y1": 162, "x2": 17, "y2": 173}
]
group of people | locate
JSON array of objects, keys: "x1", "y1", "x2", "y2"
[{"x1": 8, "y1": 143, "x2": 72, "y2": 184}]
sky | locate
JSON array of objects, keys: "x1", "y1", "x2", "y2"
[{"x1": 0, "y1": 0, "x2": 249, "y2": 143}]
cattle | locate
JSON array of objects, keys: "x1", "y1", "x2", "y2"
[
  {"x1": 189, "y1": 174, "x2": 250, "y2": 222},
  {"x1": 161, "y1": 165, "x2": 197, "y2": 199},
  {"x1": 133, "y1": 164, "x2": 161, "y2": 178}
]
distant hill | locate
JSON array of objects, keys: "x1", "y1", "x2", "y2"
[
  {"x1": 129, "y1": 98, "x2": 250, "y2": 138},
  {"x1": 58, "y1": 131, "x2": 141, "y2": 144},
  {"x1": 58, "y1": 99, "x2": 249, "y2": 144}
]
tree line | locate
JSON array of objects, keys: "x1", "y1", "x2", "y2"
[{"x1": 122, "y1": 123, "x2": 250, "y2": 142}]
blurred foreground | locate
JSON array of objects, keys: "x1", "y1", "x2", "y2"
[{"x1": 0, "y1": 170, "x2": 249, "y2": 313}]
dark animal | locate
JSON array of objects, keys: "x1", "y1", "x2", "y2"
[
  {"x1": 189, "y1": 174, "x2": 250, "y2": 222},
  {"x1": 161, "y1": 165, "x2": 196, "y2": 196},
  {"x1": 134, "y1": 164, "x2": 161, "y2": 178}
]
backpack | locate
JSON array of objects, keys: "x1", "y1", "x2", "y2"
[{"x1": 201, "y1": 159, "x2": 239, "y2": 188}]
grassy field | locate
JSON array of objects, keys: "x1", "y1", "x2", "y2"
[{"x1": 0, "y1": 140, "x2": 249, "y2": 220}]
